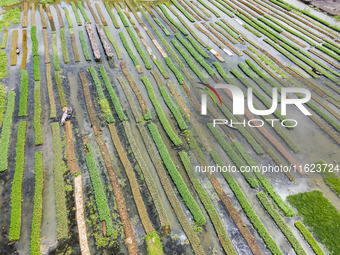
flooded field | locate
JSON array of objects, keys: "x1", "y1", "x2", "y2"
[{"x1": 0, "y1": 0, "x2": 339, "y2": 254}]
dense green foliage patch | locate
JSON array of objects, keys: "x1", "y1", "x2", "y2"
[
  {"x1": 85, "y1": 143, "x2": 114, "y2": 236},
  {"x1": 0, "y1": 91, "x2": 15, "y2": 172},
  {"x1": 287, "y1": 190, "x2": 340, "y2": 254},
  {"x1": 30, "y1": 152, "x2": 44, "y2": 255},
  {"x1": 295, "y1": 221, "x2": 325, "y2": 255},
  {"x1": 9, "y1": 121, "x2": 27, "y2": 241}
]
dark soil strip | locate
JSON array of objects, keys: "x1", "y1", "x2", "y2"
[
  {"x1": 117, "y1": 76, "x2": 141, "y2": 123},
  {"x1": 152, "y1": 5, "x2": 178, "y2": 33},
  {"x1": 85, "y1": 0, "x2": 100, "y2": 24},
  {"x1": 22, "y1": 2, "x2": 28, "y2": 28},
  {"x1": 108, "y1": 123, "x2": 154, "y2": 234},
  {"x1": 46, "y1": 64, "x2": 56, "y2": 119},
  {"x1": 78, "y1": 72, "x2": 102, "y2": 136},
  {"x1": 39, "y1": 4, "x2": 47, "y2": 29},
  {"x1": 20, "y1": 30, "x2": 27, "y2": 70},
  {"x1": 70, "y1": 34, "x2": 80, "y2": 62},
  {"x1": 46, "y1": 5, "x2": 56, "y2": 31},
  {"x1": 55, "y1": 5, "x2": 64, "y2": 28},
  {"x1": 10, "y1": 30, "x2": 18, "y2": 66},
  {"x1": 137, "y1": 123, "x2": 206, "y2": 255},
  {"x1": 95, "y1": 136, "x2": 139, "y2": 255},
  {"x1": 64, "y1": 122, "x2": 78, "y2": 175},
  {"x1": 95, "y1": 3, "x2": 108, "y2": 26},
  {"x1": 43, "y1": 30, "x2": 51, "y2": 64},
  {"x1": 31, "y1": 3, "x2": 36, "y2": 27},
  {"x1": 121, "y1": 62, "x2": 147, "y2": 114}
]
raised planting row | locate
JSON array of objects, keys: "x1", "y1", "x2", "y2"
[
  {"x1": 315, "y1": 45, "x2": 340, "y2": 62},
  {"x1": 294, "y1": 221, "x2": 325, "y2": 255},
  {"x1": 256, "y1": 192, "x2": 307, "y2": 255},
  {"x1": 186, "y1": 36, "x2": 210, "y2": 59},
  {"x1": 126, "y1": 27, "x2": 152, "y2": 70},
  {"x1": 99, "y1": 66, "x2": 127, "y2": 122},
  {"x1": 103, "y1": 26, "x2": 122, "y2": 60},
  {"x1": 52, "y1": 32, "x2": 61, "y2": 71},
  {"x1": 314, "y1": 160, "x2": 340, "y2": 196},
  {"x1": 79, "y1": 30, "x2": 91, "y2": 61},
  {"x1": 18, "y1": 70, "x2": 28, "y2": 117},
  {"x1": 60, "y1": 28, "x2": 70, "y2": 64},
  {"x1": 123, "y1": 121, "x2": 171, "y2": 234},
  {"x1": 77, "y1": 1, "x2": 90, "y2": 23},
  {"x1": 158, "y1": 4, "x2": 188, "y2": 35},
  {"x1": 104, "y1": 2, "x2": 119, "y2": 29},
  {"x1": 159, "y1": 86, "x2": 187, "y2": 130},
  {"x1": 231, "y1": 139, "x2": 295, "y2": 217},
  {"x1": 231, "y1": 67, "x2": 294, "y2": 127},
  {"x1": 10, "y1": 30, "x2": 18, "y2": 66},
  {"x1": 206, "y1": 0, "x2": 234, "y2": 17},
  {"x1": 34, "y1": 81, "x2": 42, "y2": 146},
  {"x1": 70, "y1": 2, "x2": 82, "y2": 26},
  {"x1": 141, "y1": 76, "x2": 182, "y2": 146},
  {"x1": 207, "y1": 123, "x2": 259, "y2": 188},
  {"x1": 171, "y1": 39, "x2": 208, "y2": 83},
  {"x1": 147, "y1": 123, "x2": 205, "y2": 225},
  {"x1": 153, "y1": 59, "x2": 169, "y2": 79},
  {"x1": 210, "y1": 150, "x2": 283, "y2": 255},
  {"x1": 175, "y1": 33, "x2": 215, "y2": 76},
  {"x1": 287, "y1": 190, "x2": 340, "y2": 254},
  {"x1": 179, "y1": 151, "x2": 238, "y2": 255},
  {"x1": 33, "y1": 56, "x2": 40, "y2": 81},
  {"x1": 169, "y1": 0, "x2": 195, "y2": 22},
  {"x1": 88, "y1": 66, "x2": 115, "y2": 123},
  {"x1": 119, "y1": 31, "x2": 142, "y2": 73},
  {"x1": 31, "y1": 26, "x2": 38, "y2": 56},
  {"x1": 54, "y1": 72, "x2": 67, "y2": 108},
  {"x1": 0, "y1": 84, "x2": 5, "y2": 126},
  {"x1": 84, "y1": 142, "x2": 114, "y2": 236},
  {"x1": 30, "y1": 152, "x2": 43, "y2": 255},
  {"x1": 197, "y1": 0, "x2": 220, "y2": 17},
  {"x1": 1, "y1": 30, "x2": 8, "y2": 49},
  {"x1": 306, "y1": 100, "x2": 340, "y2": 133},
  {"x1": 164, "y1": 57, "x2": 185, "y2": 85},
  {"x1": 107, "y1": 123, "x2": 156, "y2": 237},
  {"x1": 0, "y1": 91, "x2": 15, "y2": 172},
  {"x1": 51, "y1": 123, "x2": 68, "y2": 239},
  {"x1": 94, "y1": 135, "x2": 138, "y2": 253},
  {"x1": 269, "y1": 0, "x2": 340, "y2": 32},
  {"x1": 9, "y1": 121, "x2": 27, "y2": 241},
  {"x1": 113, "y1": 3, "x2": 129, "y2": 27},
  {"x1": 137, "y1": 123, "x2": 205, "y2": 254}
]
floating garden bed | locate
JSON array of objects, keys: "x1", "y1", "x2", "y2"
[
  {"x1": 30, "y1": 152, "x2": 43, "y2": 255},
  {"x1": 83, "y1": 141, "x2": 114, "y2": 236},
  {"x1": 88, "y1": 66, "x2": 115, "y2": 123},
  {"x1": 287, "y1": 190, "x2": 340, "y2": 254},
  {"x1": 104, "y1": 2, "x2": 119, "y2": 29},
  {"x1": 78, "y1": 1, "x2": 90, "y2": 23},
  {"x1": 294, "y1": 222, "x2": 325, "y2": 255},
  {"x1": 18, "y1": 70, "x2": 29, "y2": 117},
  {"x1": 99, "y1": 66, "x2": 127, "y2": 122},
  {"x1": 51, "y1": 123, "x2": 68, "y2": 240},
  {"x1": 142, "y1": 76, "x2": 182, "y2": 146},
  {"x1": 165, "y1": 57, "x2": 185, "y2": 85},
  {"x1": 9, "y1": 121, "x2": 27, "y2": 241},
  {"x1": 0, "y1": 91, "x2": 15, "y2": 172},
  {"x1": 148, "y1": 123, "x2": 205, "y2": 225},
  {"x1": 257, "y1": 192, "x2": 306, "y2": 255},
  {"x1": 158, "y1": 4, "x2": 188, "y2": 35},
  {"x1": 210, "y1": 150, "x2": 283, "y2": 255},
  {"x1": 119, "y1": 31, "x2": 142, "y2": 73},
  {"x1": 79, "y1": 30, "x2": 91, "y2": 61},
  {"x1": 34, "y1": 82, "x2": 42, "y2": 146}
]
